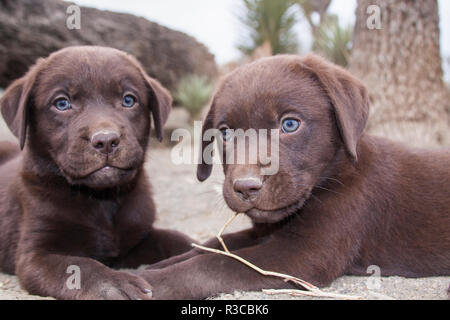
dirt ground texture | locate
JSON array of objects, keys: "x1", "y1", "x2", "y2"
[{"x1": 0, "y1": 109, "x2": 448, "y2": 300}]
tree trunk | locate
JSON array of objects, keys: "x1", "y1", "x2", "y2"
[{"x1": 349, "y1": 0, "x2": 450, "y2": 147}]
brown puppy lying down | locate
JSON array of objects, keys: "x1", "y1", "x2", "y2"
[
  {"x1": 0, "y1": 46, "x2": 193, "y2": 299},
  {"x1": 140, "y1": 54, "x2": 450, "y2": 299}
]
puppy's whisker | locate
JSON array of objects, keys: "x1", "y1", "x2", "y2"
[
  {"x1": 319, "y1": 176, "x2": 345, "y2": 186},
  {"x1": 293, "y1": 181, "x2": 342, "y2": 196},
  {"x1": 294, "y1": 163, "x2": 328, "y2": 172},
  {"x1": 195, "y1": 185, "x2": 223, "y2": 197},
  {"x1": 310, "y1": 194, "x2": 324, "y2": 206},
  {"x1": 313, "y1": 185, "x2": 344, "y2": 196}
]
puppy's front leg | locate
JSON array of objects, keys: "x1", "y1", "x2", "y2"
[
  {"x1": 15, "y1": 252, "x2": 153, "y2": 300},
  {"x1": 118, "y1": 227, "x2": 260, "y2": 270},
  {"x1": 115, "y1": 228, "x2": 196, "y2": 269},
  {"x1": 145, "y1": 228, "x2": 264, "y2": 270},
  {"x1": 138, "y1": 235, "x2": 343, "y2": 299}
]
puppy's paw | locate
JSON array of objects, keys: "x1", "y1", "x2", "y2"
[
  {"x1": 82, "y1": 271, "x2": 153, "y2": 300},
  {"x1": 134, "y1": 269, "x2": 178, "y2": 299}
]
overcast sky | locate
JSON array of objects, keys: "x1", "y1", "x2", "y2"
[{"x1": 71, "y1": 0, "x2": 449, "y2": 78}]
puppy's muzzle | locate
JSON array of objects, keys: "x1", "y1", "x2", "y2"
[
  {"x1": 91, "y1": 130, "x2": 121, "y2": 155},
  {"x1": 233, "y1": 177, "x2": 263, "y2": 201}
]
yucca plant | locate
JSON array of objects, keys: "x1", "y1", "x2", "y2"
[
  {"x1": 237, "y1": 0, "x2": 299, "y2": 55},
  {"x1": 175, "y1": 75, "x2": 214, "y2": 119},
  {"x1": 295, "y1": 0, "x2": 331, "y2": 36},
  {"x1": 313, "y1": 15, "x2": 353, "y2": 67}
]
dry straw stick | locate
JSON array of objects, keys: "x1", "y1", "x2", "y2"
[
  {"x1": 192, "y1": 213, "x2": 362, "y2": 300},
  {"x1": 215, "y1": 212, "x2": 238, "y2": 253}
]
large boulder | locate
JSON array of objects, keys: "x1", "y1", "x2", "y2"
[{"x1": 0, "y1": 0, "x2": 218, "y2": 90}]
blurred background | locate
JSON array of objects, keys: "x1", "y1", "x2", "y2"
[
  {"x1": 0, "y1": 0, "x2": 449, "y2": 147},
  {"x1": 0, "y1": 0, "x2": 449, "y2": 300}
]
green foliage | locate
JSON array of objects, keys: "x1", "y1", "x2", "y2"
[
  {"x1": 313, "y1": 15, "x2": 353, "y2": 67},
  {"x1": 295, "y1": 0, "x2": 331, "y2": 33},
  {"x1": 237, "y1": 0, "x2": 299, "y2": 55},
  {"x1": 175, "y1": 75, "x2": 214, "y2": 118}
]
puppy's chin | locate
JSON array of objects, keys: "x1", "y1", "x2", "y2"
[
  {"x1": 66, "y1": 166, "x2": 138, "y2": 189},
  {"x1": 245, "y1": 200, "x2": 306, "y2": 223}
]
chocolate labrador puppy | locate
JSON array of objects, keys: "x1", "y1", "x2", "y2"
[
  {"x1": 140, "y1": 54, "x2": 450, "y2": 299},
  {"x1": 0, "y1": 46, "x2": 193, "y2": 299}
]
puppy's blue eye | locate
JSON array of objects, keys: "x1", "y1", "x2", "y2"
[
  {"x1": 220, "y1": 127, "x2": 233, "y2": 142},
  {"x1": 122, "y1": 95, "x2": 136, "y2": 108},
  {"x1": 54, "y1": 98, "x2": 71, "y2": 111},
  {"x1": 281, "y1": 119, "x2": 300, "y2": 133}
]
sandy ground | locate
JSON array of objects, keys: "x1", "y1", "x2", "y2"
[{"x1": 0, "y1": 112, "x2": 448, "y2": 300}]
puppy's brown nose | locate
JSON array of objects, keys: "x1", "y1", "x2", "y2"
[
  {"x1": 233, "y1": 177, "x2": 262, "y2": 201},
  {"x1": 91, "y1": 131, "x2": 120, "y2": 155}
]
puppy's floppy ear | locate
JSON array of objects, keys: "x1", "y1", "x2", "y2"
[
  {"x1": 300, "y1": 54, "x2": 369, "y2": 161},
  {"x1": 196, "y1": 99, "x2": 216, "y2": 182},
  {"x1": 141, "y1": 74, "x2": 172, "y2": 142},
  {"x1": 128, "y1": 55, "x2": 172, "y2": 142},
  {"x1": 0, "y1": 59, "x2": 43, "y2": 150}
]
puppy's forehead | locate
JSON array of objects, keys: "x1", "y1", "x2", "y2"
[
  {"x1": 37, "y1": 47, "x2": 146, "y2": 94},
  {"x1": 213, "y1": 56, "x2": 327, "y2": 127}
]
